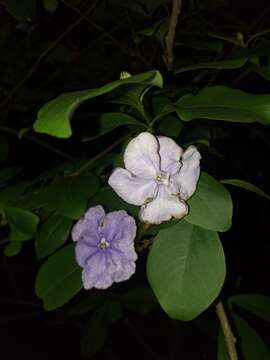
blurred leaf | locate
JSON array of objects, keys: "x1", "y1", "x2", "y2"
[
  {"x1": 175, "y1": 57, "x2": 248, "y2": 74},
  {"x1": 43, "y1": 0, "x2": 58, "y2": 13},
  {"x1": 45, "y1": 173, "x2": 99, "y2": 219},
  {"x1": 4, "y1": 241, "x2": 22, "y2": 256},
  {"x1": 175, "y1": 86, "x2": 270, "y2": 125},
  {"x1": 34, "y1": 70, "x2": 163, "y2": 138},
  {"x1": 147, "y1": 221, "x2": 225, "y2": 321},
  {"x1": 35, "y1": 213, "x2": 73, "y2": 259},
  {"x1": 0, "y1": 183, "x2": 27, "y2": 207},
  {"x1": 4, "y1": 0, "x2": 36, "y2": 21},
  {"x1": 0, "y1": 136, "x2": 9, "y2": 161},
  {"x1": 229, "y1": 294, "x2": 270, "y2": 322},
  {"x1": 35, "y1": 243, "x2": 82, "y2": 310},
  {"x1": 5, "y1": 206, "x2": 39, "y2": 242},
  {"x1": 186, "y1": 172, "x2": 233, "y2": 232},
  {"x1": 122, "y1": 287, "x2": 157, "y2": 314},
  {"x1": 0, "y1": 166, "x2": 22, "y2": 184},
  {"x1": 221, "y1": 179, "x2": 270, "y2": 201},
  {"x1": 175, "y1": 37, "x2": 223, "y2": 53},
  {"x1": 69, "y1": 293, "x2": 106, "y2": 316}
]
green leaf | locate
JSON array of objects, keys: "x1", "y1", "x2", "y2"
[
  {"x1": 229, "y1": 294, "x2": 270, "y2": 322},
  {"x1": 0, "y1": 135, "x2": 9, "y2": 162},
  {"x1": 4, "y1": 242, "x2": 22, "y2": 257},
  {"x1": 35, "y1": 243, "x2": 82, "y2": 310},
  {"x1": 175, "y1": 86, "x2": 270, "y2": 125},
  {"x1": 89, "y1": 186, "x2": 137, "y2": 217},
  {"x1": 43, "y1": 0, "x2": 58, "y2": 13},
  {"x1": 34, "y1": 70, "x2": 163, "y2": 138},
  {"x1": 147, "y1": 221, "x2": 226, "y2": 321},
  {"x1": 83, "y1": 112, "x2": 145, "y2": 142},
  {"x1": 5, "y1": 206, "x2": 39, "y2": 242},
  {"x1": 186, "y1": 172, "x2": 233, "y2": 232},
  {"x1": 221, "y1": 179, "x2": 270, "y2": 201},
  {"x1": 4, "y1": 0, "x2": 36, "y2": 21},
  {"x1": 175, "y1": 57, "x2": 248, "y2": 74},
  {"x1": 81, "y1": 303, "x2": 109, "y2": 359},
  {"x1": 0, "y1": 166, "x2": 22, "y2": 184},
  {"x1": 0, "y1": 183, "x2": 27, "y2": 207},
  {"x1": 122, "y1": 287, "x2": 157, "y2": 314},
  {"x1": 45, "y1": 173, "x2": 99, "y2": 219},
  {"x1": 35, "y1": 213, "x2": 73, "y2": 259},
  {"x1": 156, "y1": 115, "x2": 182, "y2": 138},
  {"x1": 69, "y1": 293, "x2": 106, "y2": 316}
]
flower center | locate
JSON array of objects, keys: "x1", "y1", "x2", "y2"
[
  {"x1": 98, "y1": 237, "x2": 110, "y2": 250},
  {"x1": 156, "y1": 172, "x2": 170, "y2": 186}
]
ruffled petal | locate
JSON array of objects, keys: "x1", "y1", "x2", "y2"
[
  {"x1": 157, "y1": 136, "x2": 183, "y2": 173},
  {"x1": 139, "y1": 187, "x2": 188, "y2": 224},
  {"x1": 81, "y1": 252, "x2": 111, "y2": 290},
  {"x1": 75, "y1": 241, "x2": 98, "y2": 268},
  {"x1": 106, "y1": 249, "x2": 136, "y2": 283},
  {"x1": 108, "y1": 168, "x2": 157, "y2": 206},
  {"x1": 71, "y1": 205, "x2": 105, "y2": 243},
  {"x1": 124, "y1": 132, "x2": 160, "y2": 178},
  {"x1": 175, "y1": 146, "x2": 201, "y2": 200},
  {"x1": 102, "y1": 210, "x2": 137, "y2": 244}
]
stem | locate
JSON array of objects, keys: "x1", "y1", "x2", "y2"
[
  {"x1": 165, "y1": 0, "x2": 182, "y2": 71},
  {"x1": 216, "y1": 301, "x2": 238, "y2": 360},
  {"x1": 0, "y1": 1, "x2": 98, "y2": 110}
]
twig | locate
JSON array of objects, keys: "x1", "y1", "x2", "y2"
[
  {"x1": 164, "y1": 0, "x2": 182, "y2": 71},
  {"x1": 0, "y1": 126, "x2": 73, "y2": 161},
  {"x1": 69, "y1": 134, "x2": 127, "y2": 176},
  {"x1": 0, "y1": 1, "x2": 98, "y2": 110},
  {"x1": 216, "y1": 301, "x2": 238, "y2": 360}
]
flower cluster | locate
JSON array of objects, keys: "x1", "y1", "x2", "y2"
[{"x1": 72, "y1": 132, "x2": 201, "y2": 290}]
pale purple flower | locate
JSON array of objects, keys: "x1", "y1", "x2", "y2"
[
  {"x1": 108, "y1": 132, "x2": 201, "y2": 224},
  {"x1": 71, "y1": 206, "x2": 137, "y2": 290}
]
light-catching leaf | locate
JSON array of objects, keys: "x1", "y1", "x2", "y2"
[
  {"x1": 34, "y1": 70, "x2": 163, "y2": 138},
  {"x1": 175, "y1": 86, "x2": 270, "y2": 125},
  {"x1": 229, "y1": 294, "x2": 270, "y2": 322},
  {"x1": 147, "y1": 221, "x2": 226, "y2": 321},
  {"x1": 35, "y1": 243, "x2": 82, "y2": 310},
  {"x1": 221, "y1": 179, "x2": 270, "y2": 201},
  {"x1": 5, "y1": 206, "x2": 39, "y2": 241},
  {"x1": 4, "y1": 241, "x2": 22, "y2": 257},
  {"x1": 175, "y1": 57, "x2": 248, "y2": 74},
  {"x1": 186, "y1": 172, "x2": 233, "y2": 232},
  {"x1": 35, "y1": 213, "x2": 73, "y2": 259},
  {"x1": 45, "y1": 173, "x2": 99, "y2": 219}
]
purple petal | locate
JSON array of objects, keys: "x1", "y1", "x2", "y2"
[
  {"x1": 102, "y1": 210, "x2": 137, "y2": 244},
  {"x1": 81, "y1": 252, "x2": 112, "y2": 290},
  {"x1": 124, "y1": 132, "x2": 160, "y2": 179},
  {"x1": 75, "y1": 241, "x2": 98, "y2": 268},
  {"x1": 175, "y1": 146, "x2": 201, "y2": 200},
  {"x1": 157, "y1": 136, "x2": 183, "y2": 174},
  {"x1": 139, "y1": 186, "x2": 188, "y2": 224},
  {"x1": 71, "y1": 205, "x2": 105, "y2": 244},
  {"x1": 106, "y1": 249, "x2": 136, "y2": 283},
  {"x1": 108, "y1": 168, "x2": 157, "y2": 206}
]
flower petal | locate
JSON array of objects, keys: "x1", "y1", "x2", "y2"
[
  {"x1": 102, "y1": 210, "x2": 137, "y2": 244},
  {"x1": 124, "y1": 132, "x2": 160, "y2": 178},
  {"x1": 139, "y1": 187, "x2": 188, "y2": 224},
  {"x1": 176, "y1": 146, "x2": 201, "y2": 200},
  {"x1": 108, "y1": 168, "x2": 157, "y2": 206},
  {"x1": 157, "y1": 136, "x2": 183, "y2": 173},
  {"x1": 71, "y1": 205, "x2": 105, "y2": 243},
  {"x1": 75, "y1": 241, "x2": 98, "y2": 268},
  {"x1": 81, "y1": 252, "x2": 112, "y2": 290},
  {"x1": 106, "y1": 249, "x2": 136, "y2": 283}
]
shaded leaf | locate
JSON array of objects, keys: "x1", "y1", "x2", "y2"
[
  {"x1": 229, "y1": 294, "x2": 270, "y2": 322},
  {"x1": 221, "y1": 179, "x2": 270, "y2": 201},
  {"x1": 43, "y1": 0, "x2": 58, "y2": 13},
  {"x1": 4, "y1": 0, "x2": 36, "y2": 21},
  {"x1": 122, "y1": 287, "x2": 157, "y2": 314},
  {"x1": 5, "y1": 206, "x2": 39, "y2": 241},
  {"x1": 4, "y1": 241, "x2": 22, "y2": 257}
]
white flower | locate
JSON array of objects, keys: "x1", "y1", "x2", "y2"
[{"x1": 108, "y1": 132, "x2": 201, "y2": 224}]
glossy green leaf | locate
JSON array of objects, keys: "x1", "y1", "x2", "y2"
[
  {"x1": 175, "y1": 57, "x2": 247, "y2": 74},
  {"x1": 122, "y1": 287, "x2": 157, "y2": 314},
  {"x1": 5, "y1": 206, "x2": 39, "y2": 242},
  {"x1": 4, "y1": 241, "x2": 22, "y2": 257},
  {"x1": 4, "y1": 0, "x2": 36, "y2": 21},
  {"x1": 35, "y1": 243, "x2": 82, "y2": 310},
  {"x1": 221, "y1": 179, "x2": 270, "y2": 201},
  {"x1": 45, "y1": 173, "x2": 99, "y2": 219},
  {"x1": 186, "y1": 172, "x2": 233, "y2": 232},
  {"x1": 147, "y1": 221, "x2": 226, "y2": 321},
  {"x1": 229, "y1": 294, "x2": 270, "y2": 322},
  {"x1": 175, "y1": 86, "x2": 270, "y2": 125},
  {"x1": 34, "y1": 70, "x2": 163, "y2": 138},
  {"x1": 43, "y1": 0, "x2": 58, "y2": 13},
  {"x1": 35, "y1": 213, "x2": 73, "y2": 259}
]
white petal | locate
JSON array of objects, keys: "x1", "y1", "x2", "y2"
[
  {"x1": 139, "y1": 187, "x2": 188, "y2": 224},
  {"x1": 157, "y1": 136, "x2": 183, "y2": 173},
  {"x1": 108, "y1": 168, "x2": 157, "y2": 206},
  {"x1": 175, "y1": 146, "x2": 201, "y2": 200},
  {"x1": 124, "y1": 132, "x2": 160, "y2": 178}
]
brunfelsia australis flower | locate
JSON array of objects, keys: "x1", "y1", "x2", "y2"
[
  {"x1": 108, "y1": 132, "x2": 201, "y2": 224},
  {"x1": 72, "y1": 206, "x2": 137, "y2": 290}
]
